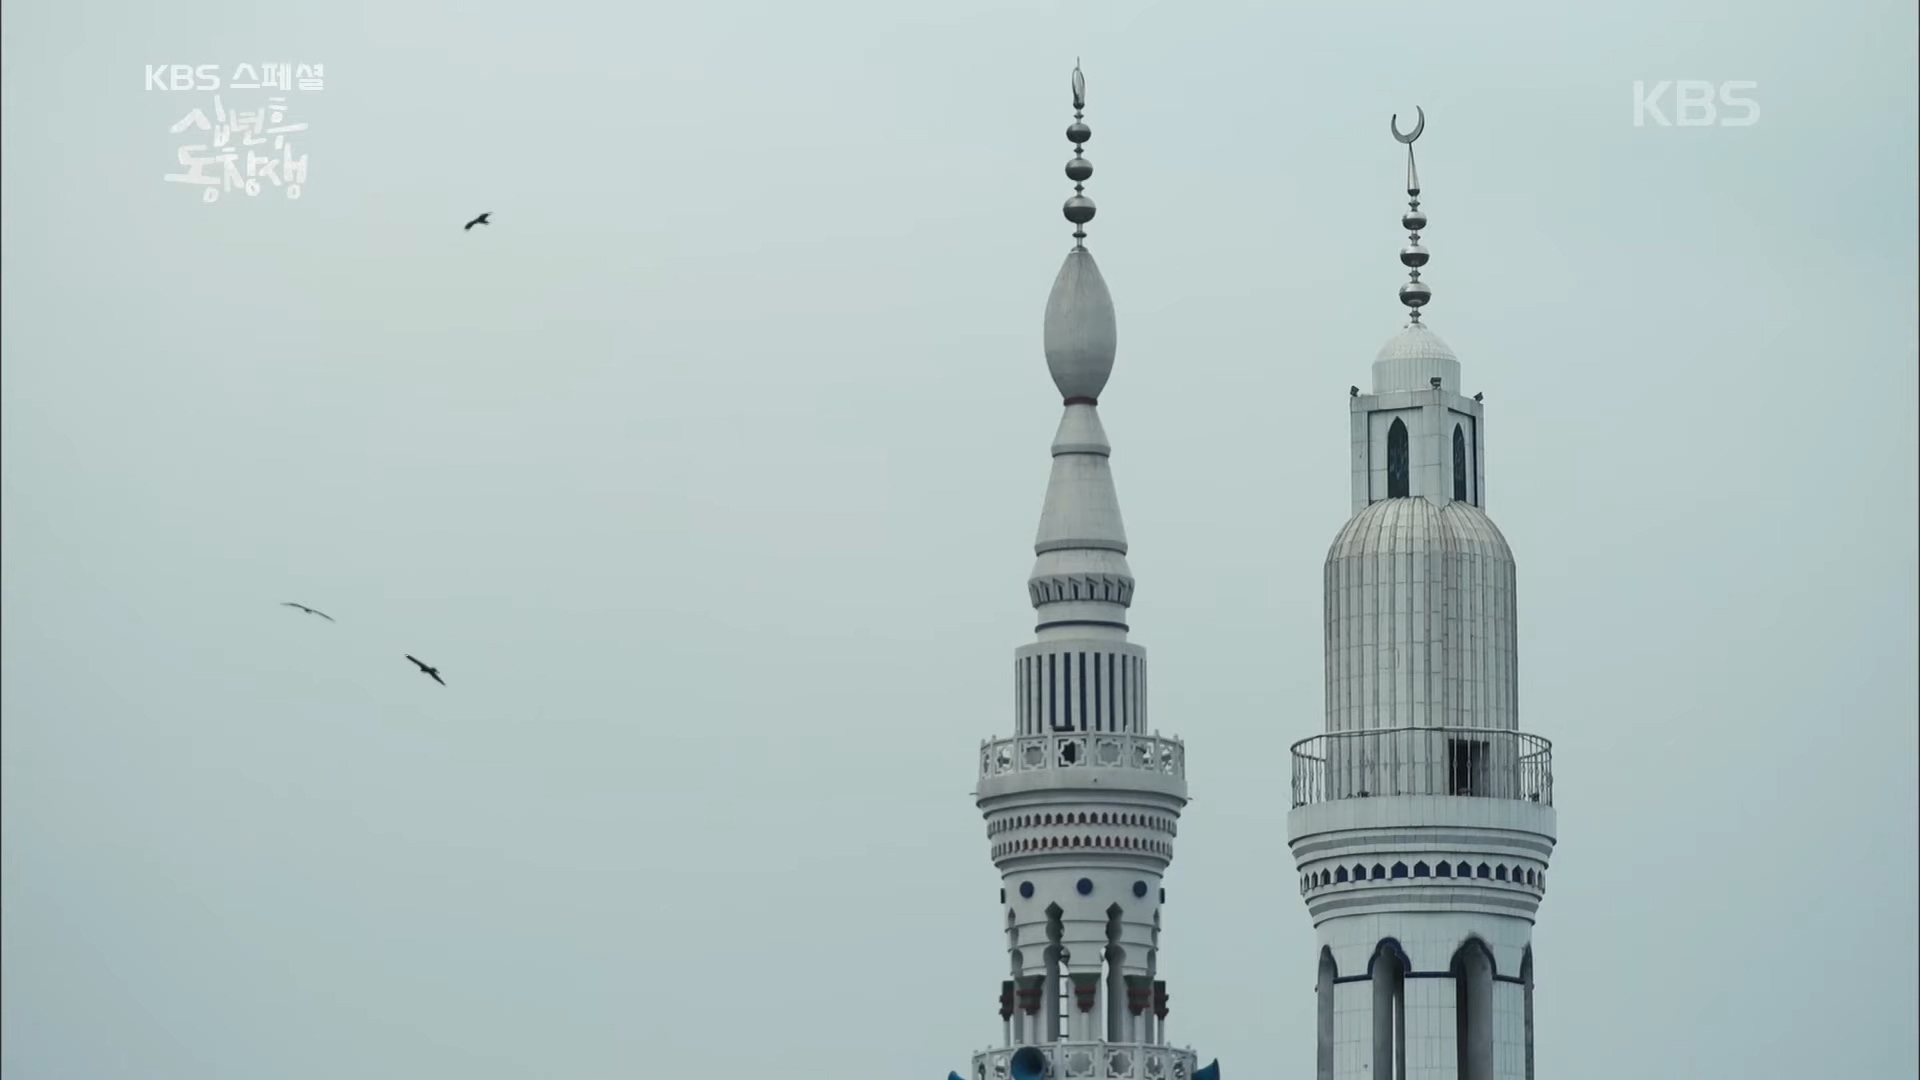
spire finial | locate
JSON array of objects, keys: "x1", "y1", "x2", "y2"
[
  {"x1": 1063, "y1": 61, "x2": 1095, "y2": 251},
  {"x1": 1391, "y1": 106, "x2": 1431, "y2": 324}
]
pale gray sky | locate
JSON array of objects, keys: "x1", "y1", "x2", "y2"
[{"x1": 3, "y1": 1, "x2": 1915, "y2": 1078}]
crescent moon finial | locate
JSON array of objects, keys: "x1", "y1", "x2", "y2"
[
  {"x1": 1391, "y1": 106, "x2": 1425, "y2": 144},
  {"x1": 1390, "y1": 106, "x2": 1431, "y2": 324}
]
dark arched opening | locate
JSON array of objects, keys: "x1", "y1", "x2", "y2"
[
  {"x1": 1387, "y1": 418, "x2": 1410, "y2": 498},
  {"x1": 1453, "y1": 423, "x2": 1468, "y2": 502},
  {"x1": 1522, "y1": 946, "x2": 1536, "y2": 1080}
]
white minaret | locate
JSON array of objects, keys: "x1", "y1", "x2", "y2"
[
  {"x1": 1286, "y1": 109, "x2": 1556, "y2": 1080},
  {"x1": 959, "y1": 64, "x2": 1220, "y2": 1080}
]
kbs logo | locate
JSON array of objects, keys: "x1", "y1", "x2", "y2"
[
  {"x1": 144, "y1": 63, "x2": 325, "y2": 92},
  {"x1": 1632, "y1": 81, "x2": 1759, "y2": 128}
]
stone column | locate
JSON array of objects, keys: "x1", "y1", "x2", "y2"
[
  {"x1": 1000, "y1": 980, "x2": 1016, "y2": 1047},
  {"x1": 1017, "y1": 976, "x2": 1045, "y2": 1045},
  {"x1": 1373, "y1": 956, "x2": 1397, "y2": 1076},
  {"x1": 1124, "y1": 975, "x2": 1153, "y2": 1044},
  {"x1": 1460, "y1": 948, "x2": 1495, "y2": 1080},
  {"x1": 1069, "y1": 972, "x2": 1100, "y2": 1042},
  {"x1": 1152, "y1": 980, "x2": 1169, "y2": 1046}
]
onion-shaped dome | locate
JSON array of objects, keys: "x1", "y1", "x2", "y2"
[{"x1": 1323, "y1": 496, "x2": 1517, "y2": 732}]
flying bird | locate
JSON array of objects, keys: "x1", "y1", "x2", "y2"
[
  {"x1": 463, "y1": 212, "x2": 491, "y2": 231},
  {"x1": 1349, "y1": 386, "x2": 1359, "y2": 398},
  {"x1": 406, "y1": 655, "x2": 446, "y2": 686},
  {"x1": 1473, "y1": 392, "x2": 1485, "y2": 402},
  {"x1": 280, "y1": 602, "x2": 335, "y2": 622}
]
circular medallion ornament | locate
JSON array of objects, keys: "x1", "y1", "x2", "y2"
[
  {"x1": 1076, "y1": 877, "x2": 1094, "y2": 896},
  {"x1": 1020, "y1": 881, "x2": 1035, "y2": 899}
]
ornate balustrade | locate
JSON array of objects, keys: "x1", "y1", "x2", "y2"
[
  {"x1": 980, "y1": 732, "x2": 1185, "y2": 782},
  {"x1": 1288, "y1": 726, "x2": 1553, "y2": 808},
  {"x1": 972, "y1": 1042, "x2": 1199, "y2": 1080}
]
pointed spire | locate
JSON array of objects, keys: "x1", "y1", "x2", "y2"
[
  {"x1": 1031, "y1": 62, "x2": 1131, "y2": 631},
  {"x1": 1391, "y1": 106, "x2": 1431, "y2": 323}
]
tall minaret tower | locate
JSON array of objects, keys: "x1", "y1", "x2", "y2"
[
  {"x1": 1285, "y1": 110, "x2": 1556, "y2": 1080},
  {"x1": 956, "y1": 64, "x2": 1220, "y2": 1080}
]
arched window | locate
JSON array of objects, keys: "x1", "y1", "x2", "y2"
[
  {"x1": 1387, "y1": 419, "x2": 1410, "y2": 498},
  {"x1": 1453, "y1": 423, "x2": 1468, "y2": 502},
  {"x1": 1521, "y1": 947, "x2": 1537, "y2": 1080}
]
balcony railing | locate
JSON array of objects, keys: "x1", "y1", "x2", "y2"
[
  {"x1": 980, "y1": 733, "x2": 1185, "y2": 782},
  {"x1": 972, "y1": 1042, "x2": 1198, "y2": 1080},
  {"x1": 1288, "y1": 726, "x2": 1553, "y2": 808}
]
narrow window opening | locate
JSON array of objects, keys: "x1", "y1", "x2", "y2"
[
  {"x1": 1093, "y1": 653, "x2": 1103, "y2": 732},
  {"x1": 1522, "y1": 948, "x2": 1537, "y2": 1080},
  {"x1": 1387, "y1": 418, "x2": 1410, "y2": 498},
  {"x1": 1048, "y1": 654, "x2": 1060, "y2": 730},
  {"x1": 1078, "y1": 652, "x2": 1089, "y2": 732},
  {"x1": 1453, "y1": 423, "x2": 1468, "y2": 502},
  {"x1": 1436, "y1": 861, "x2": 1452, "y2": 878},
  {"x1": 1107, "y1": 655, "x2": 1117, "y2": 733}
]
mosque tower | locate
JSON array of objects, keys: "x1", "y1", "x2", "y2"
[
  {"x1": 953, "y1": 65, "x2": 1221, "y2": 1080},
  {"x1": 1285, "y1": 111, "x2": 1556, "y2": 1080}
]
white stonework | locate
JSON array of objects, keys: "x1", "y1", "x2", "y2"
[
  {"x1": 958, "y1": 232, "x2": 1218, "y2": 1080},
  {"x1": 1288, "y1": 312, "x2": 1555, "y2": 1080}
]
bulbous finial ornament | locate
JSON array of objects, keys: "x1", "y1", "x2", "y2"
[
  {"x1": 1064, "y1": 61, "x2": 1095, "y2": 249},
  {"x1": 1391, "y1": 106, "x2": 1430, "y2": 323}
]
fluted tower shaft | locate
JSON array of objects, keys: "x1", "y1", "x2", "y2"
[{"x1": 1287, "y1": 111, "x2": 1555, "y2": 1080}]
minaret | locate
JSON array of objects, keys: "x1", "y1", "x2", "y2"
[
  {"x1": 1286, "y1": 109, "x2": 1556, "y2": 1080},
  {"x1": 955, "y1": 64, "x2": 1220, "y2": 1080}
]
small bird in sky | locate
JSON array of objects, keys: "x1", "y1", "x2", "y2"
[
  {"x1": 1349, "y1": 386, "x2": 1359, "y2": 398},
  {"x1": 1473, "y1": 392, "x2": 1485, "y2": 402},
  {"x1": 463, "y1": 212, "x2": 491, "y2": 231},
  {"x1": 405, "y1": 655, "x2": 446, "y2": 686},
  {"x1": 280, "y1": 602, "x2": 335, "y2": 622}
]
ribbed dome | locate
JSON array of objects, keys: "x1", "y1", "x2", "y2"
[
  {"x1": 1373, "y1": 324, "x2": 1458, "y2": 366},
  {"x1": 1370, "y1": 322, "x2": 1461, "y2": 394},
  {"x1": 1323, "y1": 497, "x2": 1517, "y2": 734},
  {"x1": 1326, "y1": 495, "x2": 1511, "y2": 565}
]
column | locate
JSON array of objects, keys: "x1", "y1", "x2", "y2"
[
  {"x1": 1001, "y1": 981, "x2": 1015, "y2": 1047},
  {"x1": 1070, "y1": 971, "x2": 1100, "y2": 1041}
]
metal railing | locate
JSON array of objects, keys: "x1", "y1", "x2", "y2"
[
  {"x1": 980, "y1": 733, "x2": 1185, "y2": 782},
  {"x1": 1288, "y1": 726, "x2": 1553, "y2": 808},
  {"x1": 972, "y1": 1042, "x2": 1199, "y2": 1080}
]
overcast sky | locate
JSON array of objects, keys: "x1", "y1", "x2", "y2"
[{"x1": 3, "y1": 1, "x2": 1915, "y2": 1078}]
